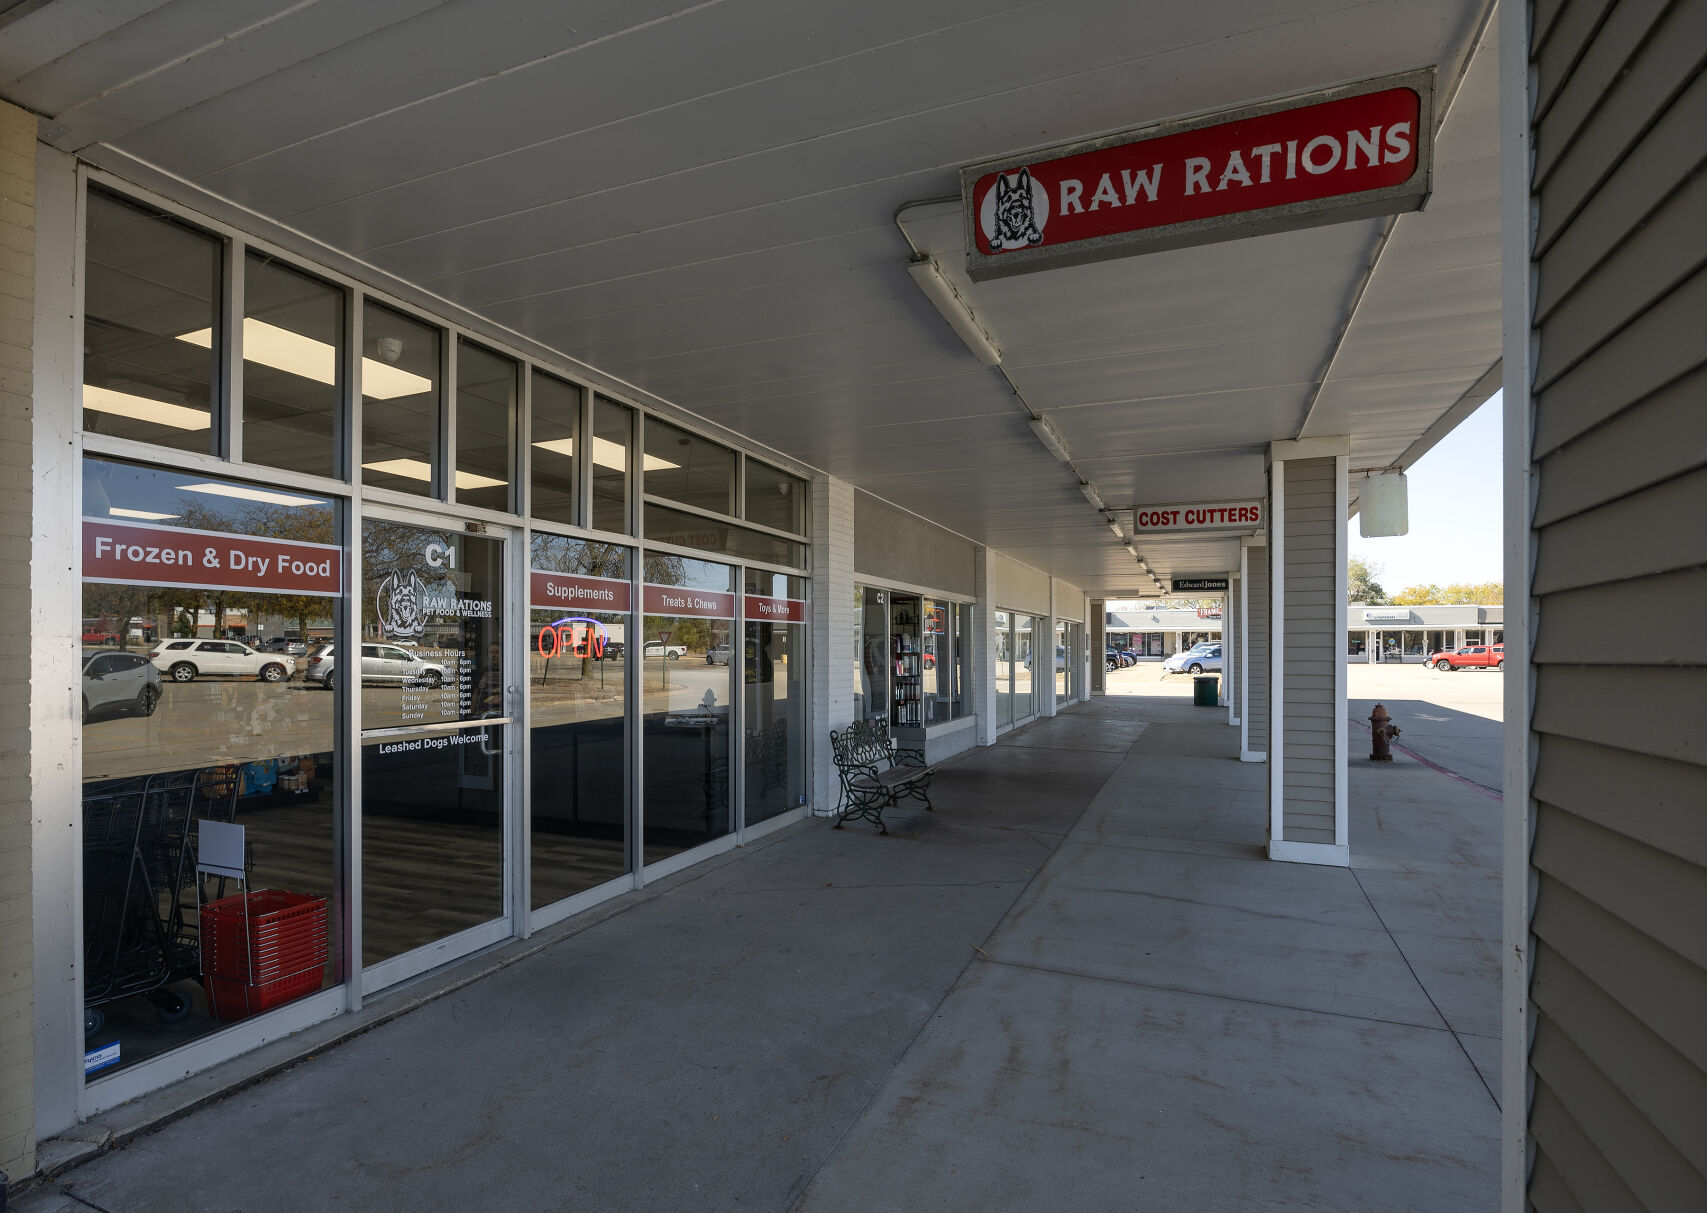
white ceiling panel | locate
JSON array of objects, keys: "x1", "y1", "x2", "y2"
[{"x1": 2, "y1": 0, "x2": 1502, "y2": 591}]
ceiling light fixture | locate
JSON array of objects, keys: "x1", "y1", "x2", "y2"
[
  {"x1": 1028, "y1": 416, "x2": 1071, "y2": 464},
  {"x1": 1078, "y1": 481, "x2": 1105, "y2": 511},
  {"x1": 177, "y1": 482, "x2": 326, "y2": 507},
  {"x1": 1106, "y1": 516, "x2": 1125, "y2": 539},
  {"x1": 82, "y1": 385, "x2": 211, "y2": 431},
  {"x1": 360, "y1": 459, "x2": 506, "y2": 491},
  {"x1": 531, "y1": 437, "x2": 679, "y2": 471},
  {"x1": 906, "y1": 255, "x2": 1001, "y2": 365},
  {"x1": 178, "y1": 322, "x2": 432, "y2": 399}
]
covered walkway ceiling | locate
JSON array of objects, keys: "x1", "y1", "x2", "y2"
[{"x1": 1, "y1": 0, "x2": 1501, "y2": 595}]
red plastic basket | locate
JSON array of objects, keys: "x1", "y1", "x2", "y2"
[
  {"x1": 204, "y1": 967, "x2": 325, "y2": 1022},
  {"x1": 199, "y1": 889, "x2": 328, "y2": 1011}
]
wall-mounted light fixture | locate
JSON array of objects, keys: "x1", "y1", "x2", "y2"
[{"x1": 906, "y1": 255, "x2": 1001, "y2": 365}]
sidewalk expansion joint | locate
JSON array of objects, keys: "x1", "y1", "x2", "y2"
[
  {"x1": 1349, "y1": 867, "x2": 1501, "y2": 1110},
  {"x1": 972, "y1": 955, "x2": 1455, "y2": 1035}
]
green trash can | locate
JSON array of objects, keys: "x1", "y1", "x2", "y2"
[{"x1": 1193, "y1": 675, "x2": 1219, "y2": 707}]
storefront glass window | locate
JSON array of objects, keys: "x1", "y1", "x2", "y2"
[
  {"x1": 591, "y1": 395, "x2": 632, "y2": 534},
  {"x1": 857, "y1": 587, "x2": 889, "y2": 725},
  {"x1": 995, "y1": 611, "x2": 1014, "y2": 727},
  {"x1": 1055, "y1": 621, "x2": 1072, "y2": 704},
  {"x1": 1013, "y1": 615, "x2": 1035, "y2": 721},
  {"x1": 645, "y1": 503, "x2": 805, "y2": 567},
  {"x1": 952, "y1": 603, "x2": 970, "y2": 717},
  {"x1": 922, "y1": 599, "x2": 951, "y2": 723},
  {"x1": 455, "y1": 340, "x2": 516, "y2": 513},
  {"x1": 743, "y1": 460, "x2": 807, "y2": 535},
  {"x1": 83, "y1": 190, "x2": 221, "y2": 455},
  {"x1": 645, "y1": 416, "x2": 735, "y2": 515},
  {"x1": 529, "y1": 371, "x2": 580, "y2": 526},
  {"x1": 241, "y1": 253, "x2": 343, "y2": 479},
  {"x1": 642, "y1": 555, "x2": 734, "y2": 859},
  {"x1": 359, "y1": 303, "x2": 441, "y2": 498},
  {"x1": 529, "y1": 536, "x2": 631, "y2": 909},
  {"x1": 1401, "y1": 630, "x2": 1426, "y2": 657},
  {"x1": 359, "y1": 522, "x2": 507, "y2": 965},
  {"x1": 1347, "y1": 631, "x2": 1366, "y2": 655},
  {"x1": 79, "y1": 457, "x2": 339, "y2": 1075},
  {"x1": 743, "y1": 570, "x2": 807, "y2": 825}
]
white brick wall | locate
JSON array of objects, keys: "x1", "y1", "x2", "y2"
[
  {"x1": 810, "y1": 475, "x2": 855, "y2": 814},
  {"x1": 0, "y1": 97, "x2": 35, "y2": 1184}
]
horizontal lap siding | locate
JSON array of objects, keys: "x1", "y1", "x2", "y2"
[
  {"x1": 1527, "y1": 7, "x2": 1707, "y2": 1208},
  {"x1": 1247, "y1": 547, "x2": 1269, "y2": 750},
  {"x1": 1281, "y1": 458, "x2": 1337, "y2": 839}
]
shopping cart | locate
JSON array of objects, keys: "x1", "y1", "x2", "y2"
[{"x1": 81, "y1": 765, "x2": 240, "y2": 1038}]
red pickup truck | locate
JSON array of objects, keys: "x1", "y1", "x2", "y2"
[{"x1": 1428, "y1": 643, "x2": 1504, "y2": 671}]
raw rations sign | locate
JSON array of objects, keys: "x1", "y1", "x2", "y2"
[{"x1": 962, "y1": 70, "x2": 1433, "y2": 280}]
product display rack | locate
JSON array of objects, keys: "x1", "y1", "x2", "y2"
[{"x1": 890, "y1": 597, "x2": 922, "y2": 728}]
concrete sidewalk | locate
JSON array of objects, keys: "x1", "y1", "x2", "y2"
[{"x1": 23, "y1": 691, "x2": 1499, "y2": 1212}]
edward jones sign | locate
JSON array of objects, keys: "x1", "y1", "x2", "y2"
[{"x1": 963, "y1": 70, "x2": 1433, "y2": 280}]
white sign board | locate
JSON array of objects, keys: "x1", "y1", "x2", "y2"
[{"x1": 1133, "y1": 501, "x2": 1264, "y2": 534}]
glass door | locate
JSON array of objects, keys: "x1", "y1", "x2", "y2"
[{"x1": 358, "y1": 514, "x2": 515, "y2": 989}]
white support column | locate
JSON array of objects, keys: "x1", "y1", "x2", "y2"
[
  {"x1": 1240, "y1": 535, "x2": 1268, "y2": 763},
  {"x1": 1040, "y1": 578, "x2": 1058, "y2": 718},
  {"x1": 1224, "y1": 574, "x2": 1239, "y2": 727},
  {"x1": 1088, "y1": 597, "x2": 1105, "y2": 697},
  {"x1": 972, "y1": 546, "x2": 997, "y2": 745},
  {"x1": 810, "y1": 475, "x2": 855, "y2": 815},
  {"x1": 1266, "y1": 439, "x2": 1351, "y2": 866}
]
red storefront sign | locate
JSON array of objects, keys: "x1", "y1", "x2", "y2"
[
  {"x1": 1133, "y1": 501, "x2": 1265, "y2": 533},
  {"x1": 82, "y1": 518, "x2": 341, "y2": 597},
  {"x1": 744, "y1": 595, "x2": 807, "y2": 624},
  {"x1": 963, "y1": 70, "x2": 1433, "y2": 280},
  {"x1": 643, "y1": 584, "x2": 736, "y2": 619},
  {"x1": 529, "y1": 570, "x2": 633, "y2": 613}
]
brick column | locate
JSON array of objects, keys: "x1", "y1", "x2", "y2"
[
  {"x1": 0, "y1": 96, "x2": 35, "y2": 1185},
  {"x1": 810, "y1": 475, "x2": 855, "y2": 815}
]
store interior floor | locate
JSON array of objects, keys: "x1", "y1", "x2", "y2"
[{"x1": 28, "y1": 676, "x2": 1500, "y2": 1212}]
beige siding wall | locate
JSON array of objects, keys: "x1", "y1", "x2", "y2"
[
  {"x1": 1280, "y1": 458, "x2": 1337, "y2": 843},
  {"x1": 1525, "y1": 4, "x2": 1707, "y2": 1209},
  {"x1": 0, "y1": 98, "x2": 34, "y2": 1182},
  {"x1": 1245, "y1": 544, "x2": 1270, "y2": 754}
]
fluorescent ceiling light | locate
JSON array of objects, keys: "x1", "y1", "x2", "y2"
[
  {"x1": 1078, "y1": 481, "x2": 1105, "y2": 511},
  {"x1": 361, "y1": 458, "x2": 506, "y2": 491},
  {"x1": 1028, "y1": 417, "x2": 1071, "y2": 464},
  {"x1": 110, "y1": 507, "x2": 180, "y2": 521},
  {"x1": 532, "y1": 436, "x2": 679, "y2": 471},
  {"x1": 82, "y1": 385, "x2": 211, "y2": 431},
  {"x1": 906, "y1": 256, "x2": 1001, "y2": 365},
  {"x1": 178, "y1": 321, "x2": 432, "y2": 399},
  {"x1": 177, "y1": 482, "x2": 327, "y2": 507},
  {"x1": 1107, "y1": 517, "x2": 1125, "y2": 539}
]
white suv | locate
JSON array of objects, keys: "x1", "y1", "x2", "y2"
[
  {"x1": 303, "y1": 643, "x2": 447, "y2": 691},
  {"x1": 148, "y1": 639, "x2": 295, "y2": 683}
]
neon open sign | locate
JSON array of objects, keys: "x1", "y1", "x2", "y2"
[{"x1": 537, "y1": 616, "x2": 609, "y2": 659}]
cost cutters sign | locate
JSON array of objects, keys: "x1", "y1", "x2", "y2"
[
  {"x1": 83, "y1": 518, "x2": 342, "y2": 596},
  {"x1": 1133, "y1": 501, "x2": 1265, "y2": 534},
  {"x1": 962, "y1": 70, "x2": 1433, "y2": 280}
]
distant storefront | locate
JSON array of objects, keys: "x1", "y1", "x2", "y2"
[
  {"x1": 1105, "y1": 608, "x2": 1224, "y2": 658},
  {"x1": 1350, "y1": 605, "x2": 1505, "y2": 663}
]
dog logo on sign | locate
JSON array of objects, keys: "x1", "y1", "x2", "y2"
[
  {"x1": 980, "y1": 167, "x2": 1048, "y2": 252},
  {"x1": 376, "y1": 569, "x2": 427, "y2": 642}
]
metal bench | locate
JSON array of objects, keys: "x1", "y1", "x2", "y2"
[{"x1": 829, "y1": 718, "x2": 933, "y2": 833}]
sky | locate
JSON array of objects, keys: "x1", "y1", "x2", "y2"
[{"x1": 1348, "y1": 390, "x2": 1504, "y2": 592}]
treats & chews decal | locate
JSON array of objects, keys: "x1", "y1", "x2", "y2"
[{"x1": 963, "y1": 71, "x2": 1433, "y2": 280}]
